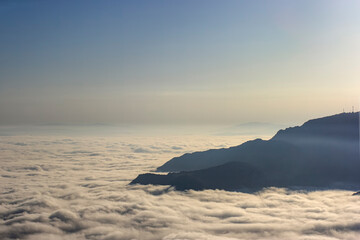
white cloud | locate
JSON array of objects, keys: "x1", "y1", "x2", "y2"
[{"x1": 0, "y1": 135, "x2": 359, "y2": 240}]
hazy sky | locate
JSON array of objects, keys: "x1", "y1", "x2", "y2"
[{"x1": 1, "y1": 0, "x2": 359, "y2": 126}]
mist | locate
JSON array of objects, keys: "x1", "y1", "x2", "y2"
[
  {"x1": 1, "y1": 1, "x2": 360, "y2": 239},
  {"x1": 1, "y1": 133, "x2": 360, "y2": 240}
]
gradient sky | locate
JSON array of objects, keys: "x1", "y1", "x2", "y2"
[{"x1": 0, "y1": 0, "x2": 359, "y2": 126}]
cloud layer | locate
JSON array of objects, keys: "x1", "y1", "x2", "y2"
[{"x1": 1, "y1": 135, "x2": 360, "y2": 240}]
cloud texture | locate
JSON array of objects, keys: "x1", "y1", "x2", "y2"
[{"x1": 1, "y1": 135, "x2": 360, "y2": 240}]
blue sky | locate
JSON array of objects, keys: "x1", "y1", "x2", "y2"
[{"x1": 0, "y1": 0, "x2": 359, "y2": 125}]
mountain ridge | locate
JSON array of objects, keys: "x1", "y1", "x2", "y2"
[{"x1": 130, "y1": 112, "x2": 360, "y2": 191}]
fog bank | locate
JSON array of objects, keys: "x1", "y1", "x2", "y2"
[{"x1": 1, "y1": 135, "x2": 359, "y2": 240}]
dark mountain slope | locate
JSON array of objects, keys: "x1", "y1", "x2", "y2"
[
  {"x1": 157, "y1": 112, "x2": 359, "y2": 173},
  {"x1": 272, "y1": 112, "x2": 358, "y2": 143},
  {"x1": 131, "y1": 112, "x2": 360, "y2": 191},
  {"x1": 131, "y1": 162, "x2": 266, "y2": 191}
]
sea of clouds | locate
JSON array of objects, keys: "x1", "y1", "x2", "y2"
[{"x1": 1, "y1": 133, "x2": 360, "y2": 240}]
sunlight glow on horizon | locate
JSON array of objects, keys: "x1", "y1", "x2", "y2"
[{"x1": 0, "y1": 0, "x2": 359, "y2": 125}]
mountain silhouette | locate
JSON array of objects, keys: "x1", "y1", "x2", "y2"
[
  {"x1": 131, "y1": 161, "x2": 265, "y2": 191},
  {"x1": 130, "y1": 112, "x2": 360, "y2": 191}
]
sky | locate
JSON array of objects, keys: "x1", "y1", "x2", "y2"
[{"x1": 0, "y1": 0, "x2": 359, "y2": 126}]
